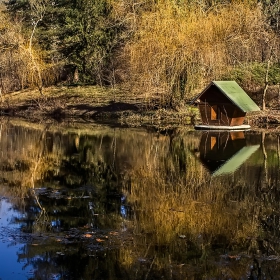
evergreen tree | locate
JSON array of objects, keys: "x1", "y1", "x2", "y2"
[
  {"x1": 56, "y1": 0, "x2": 119, "y2": 84},
  {"x1": 5, "y1": 0, "x2": 123, "y2": 85}
]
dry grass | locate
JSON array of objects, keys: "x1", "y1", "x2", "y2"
[
  {"x1": 0, "y1": 12, "x2": 56, "y2": 94},
  {"x1": 0, "y1": 85, "x2": 199, "y2": 126},
  {"x1": 126, "y1": 1, "x2": 278, "y2": 105}
]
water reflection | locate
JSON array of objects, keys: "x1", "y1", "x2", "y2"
[
  {"x1": 197, "y1": 131, "x2": 259, "y2": 176},
  {"x1": 0, "y1": 120, "x2": 280, "y2": 279},
  {"x1": 0, "y1": 198, "x2": 34, "y2": 279}
]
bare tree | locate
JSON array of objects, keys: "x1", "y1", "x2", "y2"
[
  {"x1": 28, "y1": 0, "x2": 50, "y2": 95},
  {"x1": 29, "y1": 0, "x2": 49, "y2": 51},
  {"x1": 262, "y1": 36, "x2": 278, "y2": 111},
  {"x1": 262, "y1": 54, "x2": 271, "y2": 111}
]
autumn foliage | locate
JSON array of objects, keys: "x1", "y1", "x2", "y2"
[
  {"x1": 126, "y1": 1, "x2": 279, "y2": 105},
  {"x1": 0, "y1": 0, "x2": 279, "y2": 105}
]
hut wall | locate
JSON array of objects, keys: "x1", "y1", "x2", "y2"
[
  {"x1": 230, "y1": 108, "x2": 246, "y2": 126},
  {"x1": 198, "y1": 103, "x2": 246, "y2": 126},
  {"x1": 199, "y1": 85, "x2": 230, "y2": 103}
]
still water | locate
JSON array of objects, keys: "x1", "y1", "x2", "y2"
[{"x1": 0, "y1": 119, "x2": 280, "y2": 279}]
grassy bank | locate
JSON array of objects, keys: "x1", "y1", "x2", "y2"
[
  {"x1": 2, "y1": 85, "x2": 280, "y2": 129},
  {"x1": 0, "y1": 86, "x2": 199, "y2": 127}
]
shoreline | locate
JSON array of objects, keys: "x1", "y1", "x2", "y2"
[{"x1": 0, "y1": 85, "x2": 280, "y2": 130}]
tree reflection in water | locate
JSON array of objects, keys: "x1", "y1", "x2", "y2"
[{"x1": 0, "y1": 120, "x2": 280, "y2": 279}]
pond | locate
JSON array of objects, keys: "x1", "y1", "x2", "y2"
[{"x1": 0, "y1": 119, "x2": 280, "y2": 279}]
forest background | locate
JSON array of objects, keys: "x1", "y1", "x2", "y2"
[{"x1": 0, "y1": 0, "x2": 280, "y2": 113}]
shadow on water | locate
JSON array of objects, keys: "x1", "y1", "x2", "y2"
[
  {"x1": 1, "y1": 120, "x2": 280, "y2": 279},
  {"x1": 67, "y1": 101, "x2": 140, "y2": 118}
]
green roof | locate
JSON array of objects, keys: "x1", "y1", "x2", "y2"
[
  {"x1": 213, "y1": 81, "x2": 260, "y2": 112},
  {"x1": 212, "y1": 145, "x2": 259, "y2": 177}
]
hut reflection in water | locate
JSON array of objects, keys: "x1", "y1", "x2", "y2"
[{"x1": 197, "y1": 131, "x2": 259, "y2": 176}]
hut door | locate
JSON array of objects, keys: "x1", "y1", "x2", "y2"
[{"x1": 211, "y1": 105, "x2": 220, "y2": 120}]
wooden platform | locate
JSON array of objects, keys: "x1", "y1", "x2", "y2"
[{"x1": 194, "y1": 124, "x2": 251, "y2": 130}]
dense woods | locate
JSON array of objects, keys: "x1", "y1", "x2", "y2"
[{"x1": 0, "y1": 0, "x2": 280, "y2": 107}]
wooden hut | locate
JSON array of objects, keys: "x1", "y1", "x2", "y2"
[{"x1": 193, "y1": 81, "x2": 260, "y2": 130}]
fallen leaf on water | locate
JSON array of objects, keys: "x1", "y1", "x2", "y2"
[
  {"x1": 228, "y1": 255, "x2": 239, "y2": 259},
  {"x1": 84, "y1": 234, "x2": 92, "y2": 238},
  {"x1": 109, "y1": 232, "x2": 118, "y2": 236},
  {"x1": 96, "y1": 238, "x2": 105, "y2": 242}
]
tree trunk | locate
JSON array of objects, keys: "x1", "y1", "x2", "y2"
[{"x1": 262, "y1": 58, "x2": 271, "y2": 111}]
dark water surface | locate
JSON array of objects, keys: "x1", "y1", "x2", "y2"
[{"x1": 0, "y1": 120, "x2": 280, "y2": 279}]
